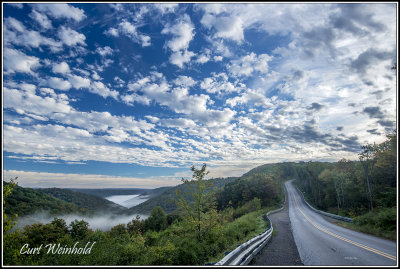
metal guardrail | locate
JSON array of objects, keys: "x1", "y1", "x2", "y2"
[
  {"x1": 294, "y1": 185, "x2": 353, "y2": 223},
  {"x1": 215, "y1": 194, "x2": 286, "y2": 266}
]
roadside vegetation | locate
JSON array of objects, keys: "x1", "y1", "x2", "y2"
[
  {"x1": 293, "y1": 131, "x2": 396, "y2": 241},
  {"x1": 3, "y1": 165, "x2": 283, "y2": 265},
  {"x1": 3, "y1": 131, "x2": 396, "y2": 264}
]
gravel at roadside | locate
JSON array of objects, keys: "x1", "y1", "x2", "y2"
[{"x1": 250, "y1": 189, "x2": 303, "y2": 266}]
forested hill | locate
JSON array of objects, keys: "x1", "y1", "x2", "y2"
[
  {"x1": 125, "y1": 177, "x2": 238, "y2": 214},
  {"x1": 3, "y1": 183, "x2": 88, "y2": 217},
  {"x1": 67, "y1": 188, "x2": 151, "y2": 198},
  {"x1": 293, "y1": 132, "x2": 397, "y2": 217},
  {"x1": 39, "y1": 188, "x2": 126, "y2": 214}
]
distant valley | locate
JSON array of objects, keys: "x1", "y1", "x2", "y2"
[{"x1": 4, "y1": 177, "x2": 237, "y2": 231}]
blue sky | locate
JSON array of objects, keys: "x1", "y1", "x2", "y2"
[{"x1": 2, "y1": 3, "x2": 397, "y2": 188}]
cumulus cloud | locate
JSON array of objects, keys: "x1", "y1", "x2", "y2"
[
  {"x1": 48, "y1": 77, "x2": 72, "y2": 91},
  {"x1": 33, "y1": 3, "x2": 86, "y2": 22},
  {"x1": 200, "y1": 73, "x2": 240, "y2": 95},
  {"x1": 52, "y1": 62, "x2": 70, "y2": 74},
  {"x1": 121, "y1": 93, "x2": 151, "y2": 106},
  {"x1": 68, "y1": 74, "x2": 91, "y2": 89},
  {"x1": 153, "y1": 3, "x2": 178, "y2": 15},
  {"x1": 96, "y1": 46, "x2": 114, "y2": 57},
  {"x1": 161, "y1": 14, "x2": 196, "y2": 68},
  {"x1": 4, "y1": 17, "x2": 62, "y2": 52},
  {"x1": 89, "y1": 81, "x2": 119, "y2": 100},
  {"x1": 162, "y1": 14, "x2": 195, "y2": 52},
  {"x1": 4, "y1": 87, "x2": 71, "y2": 116},
  {"x1": 3, "y1": 3, "x2": 396, "y2": 183},
  {"x1": 105, "y1": 20, "x2": 151, "y2": 47},
  {"x1": 3, "y1": 48, "x2": 41, "y2": 74},
  {"x1": 19, "y1": 83, "x2": 37, "y2": 94},
  {"x1": 228, "y1": 53, "x2": 272, "y2": 77},
  {"x1": 201, "y1": 14, "x2": 244, "y2": 43},
  {"x1": 58, "y1": 26, "x2": 86, "y2": 46},
  {"x1": 169, "y1": 50, "x2": 196, "y2": 68},
  {"x1": 29, "y1": 9, "x2": 53, "y2": 29},
  {"x1": 173, "y1": 75, "x2": 196, "y2": 88}
]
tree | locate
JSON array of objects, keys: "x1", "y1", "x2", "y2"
[
  {"x1": 359, "y1": 143, "x2": 377, "y2": 211},
  {"x1": 109, "y1": 224, "x2": 128, "y2": 238},
  {"x1": 69, "y1": 219, "x2": 91, "y2": 240},
  {"x1": 3, "y1": 177, "x2": 27, "y2": 265},
  {"x1": 127, "y1": 215, "x2": 145, "y2": 235},
  {"x1": 144, "y1": 206, "x2": 167, "y2": 232},
  {"x1": 176, "y1": 164, "x2": 216, "y2": 241}
]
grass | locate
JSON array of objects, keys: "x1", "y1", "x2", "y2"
[
  {"x1": 335, "y1": 207, "x2": 396, "y2": 241},
  {"x1": 206, "y1": 205, "x2": 280, "y2": 264}
]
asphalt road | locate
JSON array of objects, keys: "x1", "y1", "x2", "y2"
[{"x1": 286, "y1": 180, "x2": 397, "y2": 266}]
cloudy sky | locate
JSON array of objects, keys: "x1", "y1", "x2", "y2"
[{"x1": 2, "y1": 3, "x2": 397, "y2": 188}]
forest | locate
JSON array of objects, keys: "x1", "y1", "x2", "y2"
[
  {"x1": 3, "y1": 132, "x2": 396, "y2": 265},
  {"x1": 293, "y1": 131, "x2": 397, "y2": 240}
]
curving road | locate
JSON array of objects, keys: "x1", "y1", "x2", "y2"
[{"x1": 286, "y1": 180, "x2": 397, "y2": 266}]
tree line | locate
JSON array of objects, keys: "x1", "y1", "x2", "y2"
[
  {"x1": 3, "y1": 164, "x2": 282, "y2": 265},
  {"x1": 3, "y1": 131, "x2": 396, "y2": 264}
]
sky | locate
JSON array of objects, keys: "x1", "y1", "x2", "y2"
[{"x1": 2, "y1": 2, "x2": 397, "y2": 189}]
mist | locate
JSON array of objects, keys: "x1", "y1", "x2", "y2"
[
  {"x1": 14, "y1": 211, "x2": 149, "y2": 232},
  {"x1": 105, "y1": 194, "x2": 150, "y2": 208}
]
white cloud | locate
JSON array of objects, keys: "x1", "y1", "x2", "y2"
[
  {"x1": 228, "y1": 53, "x2": 273, "y2": 77},
  {"x1": 201, "y1": 15, "x2": 244, "y2": 43},
  {"x1": 58, "y1": 26, "x2": 86, "y2": 46},
  {"x1": 4, "y1": 87, "x2": 71, "y2": 116},
  {"x1": 196, "y1": 54, "x2": 210, "y2": 64},
  {"x1": 68, "y1": 74, "x2": 91, "y2": 89},
  {"x1": 96, "y1": 46, "x2": 114, "y2": 57},
  {"x1": 161, "y1": 14, "x2": 196, "y2": 68},
  {"x1": 19, "y1": 83, "x2": 37, "y2": 94},
  {"x1": 8, "y1": 3, "x2": 23, "y2": 9},
  {"x1": 214, "y1": 55, "x2": 223, "y2": 61},
  {"x1": 104, "y1": 27, "x2": 119, "y2": 37},
  {"x1": 90, "y1": 81, "x2": 119, "y2": 99},
  {"x1": 161, "y1": 118, "x2": 197, "y2": 129},
  {"x1": 145, "y1": 115, "x2": 160, "y2": 123},
  {"x1": 173, "y1": 75, "x2": 197, "y2": 88},
  {"x1": 48, "y1": 77, "x2": 72, "y2": 91},
  {"x1": 153, "y1": 3, "x2": 178, "y2": 15},
  {"x1": 91, "y1": 71, "x2": 101, "y2": 80},
  {"x1": 4, "y1": 170, "x2": 180, "y2": 189},
  {"x1": 3, "y1": 48, "x2": 41, "y2": 74},
  {"x1": 226, "y1": 89, "x2": 273, "y2": 108},
  {"x1": 162, "y1": 14, "x2": 195, "y2": 52},
  {"x1": 121, "y1": 93, "x2": 151, "y2": 106},
  {"x1": 4, "y1": 17, "x2": 62, "y2": 52},
  {"x1": 200, "y1": 73, "x2": 241, "y2": 95},
  {"x1": 33, "y1": 3, "x2": 86, "y2": 22},
  {"x1": 110, "y1": 20, "x2": 151, "y2": 47},
  {"x1": 52, "y1": 62, "x2": 70, "y2": 74},
  {"x1": 5, "y1": 16, "x2": 25, "y2": 32},
  {"x1": 29, "y1": 9, "x2": 52, "y2": 29},
  {"x1": 169, "y1": 50, "x2": 196, "y2": 68}
]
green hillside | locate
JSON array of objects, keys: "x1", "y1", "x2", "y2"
[
  {"x1": 67, "y1": 188, "x2": 150, "y2": 198},
  {"x1": 39, "y1": 188, "x2": 126, "y2": 214},
  {"x1": 126, "y1": 177, "x2": 237, "y2": 214},
  {"x1": 3, "y1": 182, "x2": 88, "y2": 217}
]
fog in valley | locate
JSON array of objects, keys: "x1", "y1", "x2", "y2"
[
  {"x1": 14, "y1": 211, "x2": 149, "y2": 232},
  {"x1": 105, "y1": 194, "x2": 150, "y2": 208},
  {"x1": 13, "y1": 194, "x2": 151, "y2": 232}
]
